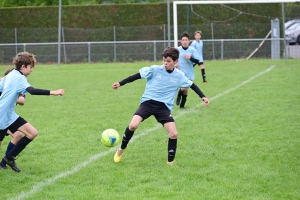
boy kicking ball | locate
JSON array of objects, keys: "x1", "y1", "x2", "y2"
[{"x1": 112, "y1": 47, "x2": 209, "y2": 165}]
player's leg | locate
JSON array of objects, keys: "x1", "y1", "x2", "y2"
[
  {"x1": 5, "y1": 130, "x2": 23, "y2": 155},
  {"x1": 0, "y1": 129, "x2": 8, "y2": 169},
  {"x1": 155, "y1": 104, "x2": 177, "y2": 164},
  {"x1": 163, "y1": 122, "x2": 178, "y2": 164},
  {"x1": 200, "y1": 63, "x2": 207, "y2": 83},
  {"x1": 3, "y1": 118, "x2": 38, "y2": 172},
  {"x1": 114, "y1": 101, "x2": 153, "y2": 163},
  {"x1": 176, "y1": 88, "x2": 183, "y2": 106},
  {"x1": 114, "y1": 115, "x2": 143, "y2": 163},
  {"x1": 180, "y1": 88, "x2": 189, "y2": 109},
  {"x1": 0, "y1": 130, "x2": 23, "y2": 169}
]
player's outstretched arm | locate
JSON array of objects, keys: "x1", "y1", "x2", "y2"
[
  {"x1": 26, "y1": 87, "x2": 64, "y2": 96},
  {"x1": 190, "y1": 83, "x2": 210, "y2": 107},
  {"x1": 113, "y1": 73, "x2": 141, "y2": 90}
]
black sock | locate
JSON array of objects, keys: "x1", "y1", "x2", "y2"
[
  {"x1": 121, "y1": 127, "x2": 135, "y2": 149},
  {"x1": 168, "y1": 138, "x2": 177, "y2": 162},
  {"x1": 5, "y1": 142, "x2": 15, "y2": 155},
  {"x1": 180, "y1": 94, "x2": 187, "y2": 108},
  {"x1": 201, "y1": 69, "x2": 206, "y2": 82},
  {"x1": 177, "y1": 89, "x2": 183, "y2": 99},
  {"x1": 6, "y1": 136, "x2": 32, "y2": 159}
]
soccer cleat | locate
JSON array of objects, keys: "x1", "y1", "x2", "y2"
[
  {"x1": 0, "y1": 165, "x2": 7, "y2": 170},
  {"x1": 114, "y1": 148, "x2": 126, "y2": 163},
  {"x1": 0, "y1": 161, "x2": 7, "y2": 170},
  {"x1": 176, "y1": 96, "x2": 181, "y2": 106},
  {"x1": 166, "y1": 160, "x2": 176, "y2": 166},
  {"x1": 3, "y1": 156, "x2": 20, "y2": 172},
  {"x1": 179, "y1": 106, "x2": 185, "y2": 109},
  {"x1": 203, "y1": 81, "x2": 208, "y2": 84}
]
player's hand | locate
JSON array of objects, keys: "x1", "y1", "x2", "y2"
[
  {"x1": 51, "y1": 89, "x2": 64, "y2": 96},
  {"x1": 112, "y1": 82, "x2": 120, "y2": 90},
  {"x1": 184, "y1": 54, "x2": 191, "y2": 60},
  {"x1": 202, "y1": 97, "x2": 209, "y2": 107}
]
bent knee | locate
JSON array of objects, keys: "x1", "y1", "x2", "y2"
[
  {"x1": 169, "y1": 131, "x2": 178, "y2": 139},
  {"x1": 13, "y1": 131, "x2": 23, "y2": 140},
  {"x1": 28, "y1": 129, "x2": 38, "y2": 139},
  {"x1": 128, "y1": 123, "x2": 139, "y2": 131}
]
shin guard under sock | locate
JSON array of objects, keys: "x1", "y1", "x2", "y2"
[
  {"x1": 121, "y1": 127, "x2": 135, "y2": 149},
  {"x1": 6, "y1": 136, "x2": 32, "y2": 159},
  {"x1": 201, "y1": 68, "x2": 206, "y2": 82},
  {"x1": 5, "y1": 142, "x2": 15, "y2": 155},
  {"x1": 180, "y1": 94, "x2": 187, "y2": 108},
  {"x1": 168, "y1": 138, "x2": 177, "y2": 162}
]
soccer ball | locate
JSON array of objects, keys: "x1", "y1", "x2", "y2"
[{"x1": 100, "y1": 129, "x2": 120, "y2": 147}]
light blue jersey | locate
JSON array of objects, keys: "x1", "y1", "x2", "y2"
[
  {"x1": 191, "y1": 40, "x2": 204, "y2": 62},
  {"x1": 177, "y1": 46, "x2": 201, "y2": 80},
  {"x1": 0, "y1": 70, "x2": 30, "y2": 129},
  {"x1": 139, "y1": 65, "x2": 193, "y2": 112}
]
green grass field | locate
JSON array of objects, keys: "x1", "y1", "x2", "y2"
[{"x1": 0, "y1": 59, "x2": 299, "y2": 200}]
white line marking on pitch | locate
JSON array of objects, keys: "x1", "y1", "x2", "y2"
[{"x1": 11, "y1": 65, "x2": 275, "y2": 200}]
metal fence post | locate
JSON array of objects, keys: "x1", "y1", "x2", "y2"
[
  {"x1": 153, "y1": 41, "x2": 156, "y2": 62},
  {"x1": 62, "y1": 26, "x2": 67, "y2": 64},
  {"x1": 88, "y1": 42, "x2": 91, "y2": 64},
  {"x1": 15, "y1": 28, "x2": 17, "y2": 55},
  {"x1": 221, "y1": 39, "x2": 224, "y2": 60},
  {"x1": 211, "y1": 22, "x2": 215, "y2": 60},
  {"x1": 114, "y1": 26, "x2": 116, "y2": 62}
]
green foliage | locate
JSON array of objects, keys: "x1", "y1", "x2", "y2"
[
  {"x1": 0, "y1": 3, "x2": 280, "y2": 28},
  {"x1": 0, "y1": 60, "x2": 299, "y2": 199},
  {"x1": 1, "y1": 0, "x2": 69, "y2": 6}
]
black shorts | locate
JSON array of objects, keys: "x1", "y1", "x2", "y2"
[
  {"x1": 193, "y1": 62, "x2": 204, "y2": 68},
  {"x1": 134, "y1": 100, "x2": 174, "y2": 125},
  {"x1": 0, "y1": 117, "x2": 27, "y2": 142}
]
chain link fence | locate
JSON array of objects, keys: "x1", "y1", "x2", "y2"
[{"x1": 0, "y1": 23, "x2": 298, "y2": 64}]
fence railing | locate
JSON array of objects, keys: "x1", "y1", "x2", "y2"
[{"x1": 0, "y1": 38, "x2": 298, "y2": 64}]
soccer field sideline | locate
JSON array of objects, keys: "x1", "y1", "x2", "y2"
[{"x1": 10, "y1": 65, "x2": 275, "y2": 200}]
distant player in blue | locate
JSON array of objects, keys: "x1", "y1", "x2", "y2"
[
  {"x1": 176, "y1": 32, "x2": 202, "y2": 109},
  {"x1": 0, "y1": 52, "x2": 65, "y2": 172},
  {"x1": 112, "y1": 47, "x2": 209, "y2": 165},
  {"x1": 190, "y1": 30, "x2": 207, "y2": 83}
]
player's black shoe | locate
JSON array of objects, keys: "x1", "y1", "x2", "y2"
[
  {"x1": 0, "y1": 161, "x2": 7, "y2": 170},
  {"x1": 0, "y1": 158, "x2": 8, "y2": 169},
  {"x1": 3, "y1": 156, "x2": 20, "y2": 172}
]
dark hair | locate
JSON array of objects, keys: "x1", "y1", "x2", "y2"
[
  {"x1": 180, "y1": 32, "x2": 190, "y2": 39},
  {"x1": 4, "y1": 67, "x2": 15, "y2": 76},
  {"x1": 162, "y1": 47, "x2": 179, "y2": 61},
  {"x1": 13, "y1": 52, "x2": 36, "y2": 70}
]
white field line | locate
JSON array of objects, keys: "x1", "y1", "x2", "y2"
[{"x1": 11, "y1": 65, "x2": 275, "y2": 200}]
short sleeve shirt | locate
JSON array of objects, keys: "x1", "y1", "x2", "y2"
[
  {"x1": 191, "y1": 40, "x2": 204, "y2": 62},
  {"x1": 177, "y1": 46, "x2": 201, "y2": 80},
  {"x1": 139, "y1": 65, "x2": 193, "y2": 112},
  {"x1": 0, "y1": 70, "x2": 30, "y2": 129}
]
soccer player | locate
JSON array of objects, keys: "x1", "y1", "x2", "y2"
[
  {"x1": 175, "y1": 32, "x2": 202, "y2": 109},
  {"x1": 190, "y1": 30, "x2": 207, "y2": 83},
  {"x1": 0, "y1": 67, "x2": 25, "y2": 169},
  {"x1": 0, "y1": 52, "x2": 65, "y2": 172},
  {"x1": 112, "y1": 47, "x2": 209, "y2": 165}
]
